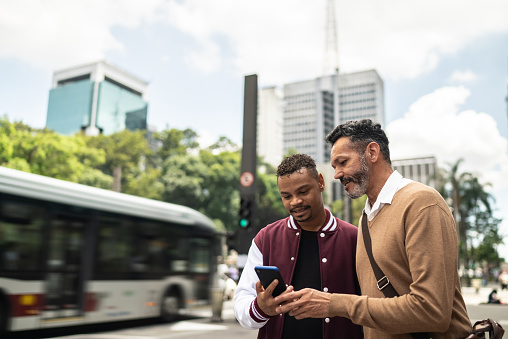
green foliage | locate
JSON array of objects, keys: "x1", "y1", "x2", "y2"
[
  {"x1": 283, "y1": 147, "x2": 299, "y2": 158},
  {"x1": 255, "y1": 172, "x2": 287, "y2": 228},
  {"x1": 82, "y1": 129, "x2": 150, "y2": 191},
  {"x1": 123, "y1": 167, "x2": 164, "y2": 200},
  {"x1": 78, "y1": 168, "x2": 113, "y2": 189},
  {"x1": 0, "y1": 117, "x2": 105, "y2": 182},
  {"x1": 199, "y1": 149, "x2": 241, "y2": 229},
  {"x1": 161, "y1": 154, "x2": 205, "y2": 210},
  {"x1": 84, "y1": 130, "x2": 149, "y2": 173},
  {"x1": 330, "y1": 195, "x2": 366, "y2": 226},
  {"x1": 438, "y1": 158, "x2": 503, "y2": 270}
]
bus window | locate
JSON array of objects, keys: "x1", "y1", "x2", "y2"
[
  {"x1": 134, "y1": 220, "x2": 167, "y2": 275},
  {"x1": 96, "y1": 214, "x2": 134, "y2": 277},
  {"x1": 189, "y1": 238, "x2": 211, "y2": 273},
  {"x1": 0, "y1": 198, "x2": 44, "y2": 272},
  {"x1": 165, "y1": 226, "x2": 188, "y2": 273}
]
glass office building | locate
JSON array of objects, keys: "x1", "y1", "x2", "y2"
[{"x1": 46, "y1": 61, "x2": 148, "y2": 136}]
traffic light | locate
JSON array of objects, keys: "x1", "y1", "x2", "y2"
[{"x1": 239, "y1": 197, "x2": 252, "y2": 228}]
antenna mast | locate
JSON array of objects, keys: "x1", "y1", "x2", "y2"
[{"x1": 323, "y1": 0, "x2": 339, "y2": 76}]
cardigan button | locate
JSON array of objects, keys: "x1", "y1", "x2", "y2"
[
  {"x1": 320, "y1": 232, "x2": 325, "y2": 237},
  {"x1": 323, "y1": 287, "x2": 328, "y2": 292},
  {"x1": 325, "y1": 317, "x2": 330, "y2": 323},
  {"x1": 322, "y1": 258, "x2": 327, "y2": 263},
  {"x1": 291, "y1": 257, "x2": 295, "y2": 261},
  {"x1": 296, "y1": 232, "x2": 300, "y2": 236}
]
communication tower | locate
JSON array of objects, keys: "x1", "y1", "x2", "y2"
[{"x1": 323, "y1": 0, "x2": 339, "y2": 76}]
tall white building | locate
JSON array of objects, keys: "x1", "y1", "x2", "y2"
[
  {"x1": 281, "y1": 69, "x2": 384, "y2": 164},
  {"x1": 257, "y1": 87, "x2": 284, "y2": 167},
  {"x1": 282, "y1": 76, "x2": 337, "y2": 164},
  {"x1": 337, "y1": 69, "x2": 385, "y2": 125},
  {"x1": 255, "y1": 69, "x2": 384, "y2": 214}
]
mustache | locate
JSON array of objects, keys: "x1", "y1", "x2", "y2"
[
  {"x1": 290, "y1": 205, "x2": 310, "y2": 213},
  {"x1": 341, "y1": 177, "x2": 355, "y2": 185}
]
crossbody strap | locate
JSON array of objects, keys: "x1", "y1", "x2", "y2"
[{"x1": 361, "y1": 212, "x2": 430, "y2": 339}]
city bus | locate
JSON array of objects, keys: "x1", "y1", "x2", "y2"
[{"x1": 0, "y1": 166, "x2": 219, "y2": 333}]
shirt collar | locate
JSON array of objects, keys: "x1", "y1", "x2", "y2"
[
  {"x1": 364, "y1": 170, "x2": 412, "y2": 219},
  {"x1": 287, "y1": 209, "x2": 337, "y2": 231}
]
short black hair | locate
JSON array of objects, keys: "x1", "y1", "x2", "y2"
[
  {"x1": 277, "y1": 154, "x2": 319, "y2": 179},
  {"x1": 326, "y1": 119, "x2": 391, "y2": 165}
]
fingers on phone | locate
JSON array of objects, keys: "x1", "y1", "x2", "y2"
[{"x1": 266, "y1": 279, "x2": 279, "y2": 294}]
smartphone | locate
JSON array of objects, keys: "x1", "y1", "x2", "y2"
[{"x1": 255, "y1": 266, "x2": 287, "y2": 297}]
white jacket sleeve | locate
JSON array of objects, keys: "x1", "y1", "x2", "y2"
[{"x1": 233, "y1": 239, "x2": 271, "y2": 329}]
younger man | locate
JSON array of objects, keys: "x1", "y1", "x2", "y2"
[{"x1": 234, "y1": 154, "x2": 362, "y2": 339}]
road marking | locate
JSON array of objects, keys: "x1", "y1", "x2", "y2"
[
  {"x1": 55, "y1": 335, "x2": 154, "y2": 339},
  {"x1": 169, "y1": 321, "x2": 229, "y2": 331}
]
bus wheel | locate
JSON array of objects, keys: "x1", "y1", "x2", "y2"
[{"x1": 160, "y1": 291, "x2": 180, "y2": 322}]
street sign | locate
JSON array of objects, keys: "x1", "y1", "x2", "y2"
[{"x1": 240, "y1": 171, "x2": 254, "y2": 187}]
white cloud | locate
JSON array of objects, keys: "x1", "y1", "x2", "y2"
[
  {"x1": 447, "y1": 70, "x2": 478, "y2": 83},
  {"x1": 387, "y1": 86, "x2": 508, "y2": 190},
  {"x1": 0, "y1": 0, "x2": 165, "y2": 70},
  {"x1": 1, "y1": 0, "x2": 508, "y2": 83},
  {"x1": 184, "y1": 40, "x2": 222, "y2": 74},
  {"x1": 163, "y1": 0, "x2": 508, "y2": 83}
]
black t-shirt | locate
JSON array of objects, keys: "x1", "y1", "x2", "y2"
[{"x1": 282, "y1": 229, "x2": 322, "y2": 339}]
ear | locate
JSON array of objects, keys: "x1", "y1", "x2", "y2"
[
  {"x1": 318, "y1": 173, "x2": 325, "y2": 192},
  {"x1": 365, "y1": 142, "x2": 381, "y2": 163}
]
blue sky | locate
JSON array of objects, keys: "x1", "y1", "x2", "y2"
[{"x1": 1, "y1": 0, "x2": 508, "y2": 257}]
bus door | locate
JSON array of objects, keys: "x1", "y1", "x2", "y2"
[{"x1": 42, "y1": 213, "x2": 90, "y2": 320}]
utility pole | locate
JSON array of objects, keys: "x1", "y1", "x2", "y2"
[{"x1": 236, "y1": 74, "x2": 258, "y2": 270}]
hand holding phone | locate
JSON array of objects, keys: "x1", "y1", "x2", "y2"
[{"x1": 255, "y1": 266, "x2": 287, "y2": 297}]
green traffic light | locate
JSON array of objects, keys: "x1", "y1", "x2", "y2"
[{"x1": 240, "y1": 219, "x2": 249, "y2": 228}]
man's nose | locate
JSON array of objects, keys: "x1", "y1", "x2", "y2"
[
  {"x1": 291, "y1": 196, "x2": 303, "y2": 205},
  {"x1": 334, "y1": 168, "x2": 343, "y2": 180}
]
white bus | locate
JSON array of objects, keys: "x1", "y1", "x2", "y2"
[{"x1": 0, "y1": 166, "x2": 218, "y2": 333}]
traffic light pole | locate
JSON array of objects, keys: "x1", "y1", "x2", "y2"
[{"x1": 236, "y1": 74, "x2": 258, "y2": 269}]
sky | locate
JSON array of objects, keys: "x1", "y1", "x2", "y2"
[{"x1": 1, "y1": 0, "x2": 508, "y2": 257}]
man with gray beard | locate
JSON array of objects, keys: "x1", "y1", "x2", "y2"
[{"x1": 275, "y1": 119, "x2": 472, "y2": 339}]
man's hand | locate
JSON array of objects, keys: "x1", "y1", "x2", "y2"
[
  {"x1": 274, "y1": 288, "x2": 331, "y2": 319},
  {"x1": 256, "y1": 279, "x2": 293, "y2": 317}
]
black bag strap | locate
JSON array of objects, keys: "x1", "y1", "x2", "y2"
[{"x1": 362, "y1": 212, "x2": 430, "y2": 339}]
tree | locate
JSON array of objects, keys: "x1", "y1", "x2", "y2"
[
  {"x1": 84, "y1": 130, "x2": 150, "y2": 192},
  {"x1": 199, "y1": 149, "x2": 241, "y2": 230},
  {"x1": 0, "y1": 118, "x2": 105, "y2": 182},
  {"x1": 255, "y1": 172, "x2": 287, "y2": 229},
  {"x1": 152, "y1": 128, "x2": 200, "y2": 160},
  {"x1": 330, "y1": 195, "x2": 366, "y2": 225},
  {"x1": 122, "y1": 167, "x2": 164, "y2": 200},
  {"x1": 160, "y1": 154, "x2": 205, "y2": 210},
  {"x1": 439, "y1": 159, "x2": 502, "y2": 276}
]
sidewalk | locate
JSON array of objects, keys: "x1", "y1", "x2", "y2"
[{"x1": 461, "y1": 282, "x2": 506, "y2": 305}]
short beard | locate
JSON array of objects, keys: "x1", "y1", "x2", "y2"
[{"x1": 345, "y1": 154, "x2": 370, "y2": 199}]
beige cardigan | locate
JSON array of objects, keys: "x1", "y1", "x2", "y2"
[{"x1": 330, "y1": 182, "x2": 471, "y2": 339}]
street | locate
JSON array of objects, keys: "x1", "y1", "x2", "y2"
[
  {"x1": 463, "y1": 283, "x2": 508, "y2": 327},
  {"x1": 5, "y1": 300, "x2": 257, "y2": 339},
  {"x1": 8, "y1": 284, "x2": 508, "y2": 339}
]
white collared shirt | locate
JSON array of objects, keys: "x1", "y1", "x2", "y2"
[{"x1": 364, "y1": 170, "x2": 413, "y2": 221}]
